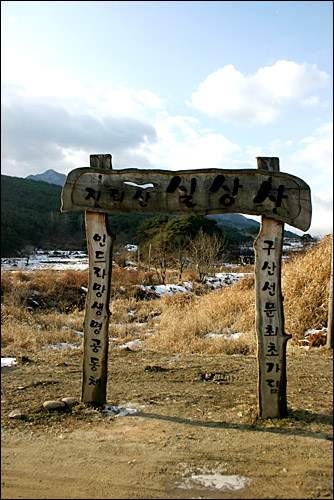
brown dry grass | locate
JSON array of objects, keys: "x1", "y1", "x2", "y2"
[
  {"x1": 146, "y1": 234, "x2": 332, "y2": 354},
  {"x1": 1, "y1": 234, "x2": 332, "y2": 356},
  {"x1": 1, "y1": 269, "x2": 87, "y2": 353},
  {"x1": 146, "y1": 277, "x2": 256, "y2": 355},
  {"x1": 282, "y1": 235, "x2": 332, "y2": 340}
]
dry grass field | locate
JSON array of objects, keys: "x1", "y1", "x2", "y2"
[
  {"x1": 1, "y1": 234, "x2": 332, "y2": 357},
  {"x1": 1, "y1": 235, "x2": 332, "y2": 499}
]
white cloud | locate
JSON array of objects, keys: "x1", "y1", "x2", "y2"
[
  {"x1": 1, "y1": 50, "x2": 332, "y2": 237},
  {"x1": 288, "y1": 122, "x2": 333, "y2": 174},
  {"x1": 100, "y1": 87, "x2": 165, "y2": 119},
  {"x1": 189, "y1": 61, "x2": 330, "y2": 125},
  {"x1": 143, "y1": 115, "x2": 241, "y2": 171},
  {"x1": 283, "y1": 122, "x2": 333, "y2": 237},
  {"x1": 301, "y1": 96, "x2": 320, "y2": 107},
  {"x1": 308, "y1": 192, "x2": 333, "y2": 237},
  {"x1": 1, "y1": 51, "x2": 165, "y2": 175},
  {"x1": 1, "y1": 90, "x2": 158, "y2": 176},
  {"x1": 255, "y1": 61, "x2": 329, "y2": 99},
  {"x1": 1, "y1": 48, "x2": 165, "y2": 123}
]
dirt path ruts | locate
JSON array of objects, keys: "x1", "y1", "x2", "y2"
[{"x1": 1, "y1": 348, "x2": 333, "y2": 499}]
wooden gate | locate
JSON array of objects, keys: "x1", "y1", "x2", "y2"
[{"x1": 61, "y1": 154, "x2": 312, "y2": 418}]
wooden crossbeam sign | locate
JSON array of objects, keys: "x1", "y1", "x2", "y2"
[{"x1": 61, "y1": 154, "x2": 312, "y2": 417}]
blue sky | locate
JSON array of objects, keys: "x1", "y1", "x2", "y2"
[{"x1": 1, "y1": 1, "x2": 333, "y2": 236}]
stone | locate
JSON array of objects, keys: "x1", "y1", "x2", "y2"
[
  {"x1": 61, "y1": 397, "x2": 79, "y2": 407},
  {"x1": 43, "y1": 400, "x2": 66, "y2": 410},
  {"x1": 9, "y1": 409, "x2": 22, "y2": 419}
]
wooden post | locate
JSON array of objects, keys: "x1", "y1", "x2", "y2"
[
  {"x1": 254, "y1": 157, "x2": 291, "y2": 418},
  {"x1": 82, "y1": 154, "x2": 113, "y2": 405},
  {"x1": 326, "y1": 233, "x2": 333, "y2": 348},
  {"x1": 60, "y1": 154, "x2": 312, "y2": 415}
]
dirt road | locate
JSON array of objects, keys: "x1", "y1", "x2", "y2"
[{"x1": 1, "y1": 347, "x2": 333, "y2": 499}]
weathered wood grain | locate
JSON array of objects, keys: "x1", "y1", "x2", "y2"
[
  {"x1": 82, "y1": 211, "x2": 113, "y2": 405},
  {"x1": 81, "y1": 154, "x2": 113, "y2": 406},
  {"x1": 254, "y1": 157, "x2": 291, "y2": 418},
  {"x1": 60, "y1": 154, "x2": 313, "y2": 415},
  {"x1": 61, "y1": 167, "x2": 311, "y2": 231},
  {"x1": 254, "y1": 217, "x2": 291, "y2": 418}
]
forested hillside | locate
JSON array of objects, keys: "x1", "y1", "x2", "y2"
[
  {"x1": 1, "y1": 176, "x2": 154, "y2": 256},
  {"x1": 1, "y1": 174, "x2": 299, "y2": 258}
]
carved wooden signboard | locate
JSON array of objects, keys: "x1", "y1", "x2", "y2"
[
  {"x1": 62, "y1": 167, "x2": 311, "y2": 231},
  {"x1": 61, "y1": 154, "x2": 312, "y2": 418}
]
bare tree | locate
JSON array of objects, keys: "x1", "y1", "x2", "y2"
[
  {"x1": 22, "y1": 245, "x2": 35, "y2": 266},
  {"x1": 187, "y1": 229, "x2": 226, "y2": 283},
  {"x1": 169, "y1": 235, "x2": 189, "y2": 282},
  {"x1": 151, "y1": 233, "x2": 169, "y2": 285},
  {"x1": 113, "y1": 244, "x2": 133, "y2": 267}
]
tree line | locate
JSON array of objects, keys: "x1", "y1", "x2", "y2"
[
  {"x1": 0, "y1": 175, "x2": 155, "y2": 257},
  {"x1": 1, "y1": 175, "x2": 256, "y2": 262},
  {"x1": 131, "y1": 215, "x2": 226, "y2": 283}
]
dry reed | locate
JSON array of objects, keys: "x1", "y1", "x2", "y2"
[
  {"x1": 282, "y1": 234, "x2": 332, "y2": 341},
  {"x1": 1, "y1": 234, "x2": 332, "y2": 356},
  {"x1": 146, "y1": 234, "x2": 332, "y2": 354}
]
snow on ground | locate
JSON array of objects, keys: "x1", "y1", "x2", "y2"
[
  {"x1": 297, "y1": 328, "x2": 327, "y2": 350},
  {"x1": 102, "y1": 404, "x2": 138, "y2": 417},
  {"x1": 1, "y1": 249, "x2": 89, "y2": 271},
  {"x1": 2, "y1": 325, "x2": 326, "y2": 368},
  {"x1": 205, "y1": 330, "x2": 243, "y2": 340},
  {"x1": 124, "y1": 244, "x2": 138, "y2": 252},
  {"x1": 139, "y1": 273, "x2": 251, "y2": 298},
  {"x1": 1, "y1": 247, "x2": 325, "y2": 367},
  {"x1": 178, "y1": 473, "x2": 251, "y2": 491},
  {"x1": 1, "y1": 236, "x2": 308, "y2": 272},
  {"x1": 1, "y1": 357, "x2": 17, "y2": 368},
  {"x1": 139, "y1": 283, "x2": 191, "y2": 297}
]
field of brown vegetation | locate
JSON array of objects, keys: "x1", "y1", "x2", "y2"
[
  {"x1": 1, "y1": 234, "x2": 332, "y2": 357},
  {"x1": 1, "y1": 235, "x2": 333, "y2": 499}
]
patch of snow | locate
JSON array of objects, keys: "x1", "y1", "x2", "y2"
[
  {"x1": 304, "y1": 328, "x2": 326, "y2": 335},
  {"x1": 102, "y1": 404, "x2": 138, "y2": 417},
  {"x1": 42, "y1": 342, "x2": 79, "y2": 350},
  {"x1": 123, "y1": 181, "x2": 154, "y2": 189},
  {"x1": 1, "y1": 249, "x2": 88, "y2": 271},
  {"x1": 205, "y1": 331, "x2": 242, "y2": 340},
  {"x1": 1, "y1": 357, "x2": 17, "y2": 368},
  {"x1": 138, "y1": 273, "x2": 248, "y2": 297},
  {"x1": 117, "y1": 339, "x2": 142, "y2": 349},
  {"x1": 140, "y1": 283, "x2": 191, "y2": 297},
  {"x1": 124, "y1": 244, "x2": 138, "y2": 252},
  {"x1": 297, "y1": 327, "x2": 327, "y2": 350},
  {"x1": 227, "y1": 332, "x2": 242, "y2": 340},
  {"x1": 205, "y1": 272, "x2": 250, "y2": 288},
  {"x1": 179, "y1": 473, "x2": 250, "y2": 491}
]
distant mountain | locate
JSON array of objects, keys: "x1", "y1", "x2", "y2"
[
  {"x1": 209, "y1": 213, "x2": 260, "y2": 229},
  {"x1": 26, "y1": 169, "x2": 66, "y2": 186},
  {"x1": 2, "y1": 172, "x2": 300, "y2": 257},
  {"x1": 208, "y1": 213, "x2": 299, "y2": 239},
  {"x1": 1, "y1": 175, "x2": 155, "y2": 256}
]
